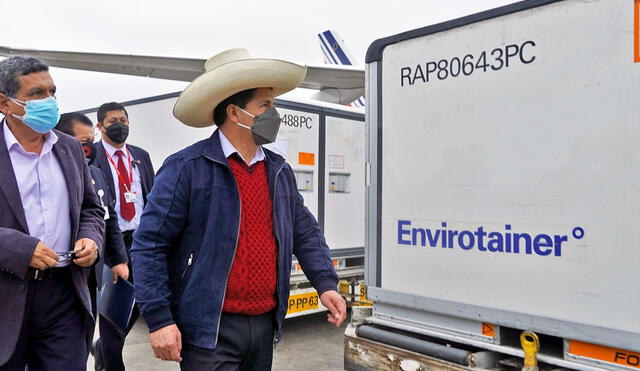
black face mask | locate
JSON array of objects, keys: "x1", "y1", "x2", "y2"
[
  {"x1": 104, "y1": 122, "x2": 129, "y2": 144},
  {"x1": 82, "y1": 141, "x2": 97, "y2": 165}
]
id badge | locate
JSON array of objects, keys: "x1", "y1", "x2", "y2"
[
  {"x1": 103, "y1": 205, "x2": 110, "y2": 220},
  {"x1": 124, "y1": 191, "x2": 138, "y2": 203}
]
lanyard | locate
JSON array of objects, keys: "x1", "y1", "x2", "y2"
[{"x1": 104, "y1": 148, "x2": 134, "y2": 192}]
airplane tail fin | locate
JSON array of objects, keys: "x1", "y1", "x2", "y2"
[
  {"x1": 317, "y1": 30, "x2": 365, "y2": 107},
  {"x1": 318, "y1": 30, "x2": 354, "y2": 65}
]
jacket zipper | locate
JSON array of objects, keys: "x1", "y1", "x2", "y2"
[
  {"x1": 204, "y1": 154, "x2": 242, "y2": 347},
  {"x1": 175, "y1": 252, "x2": 195, "y2": 304},
  {"x1": 271, "y1": 163, "x2": 285, "y2": 346},
  {"x1": 180, "y1": 253, "x2": 194, "y2": 281}
]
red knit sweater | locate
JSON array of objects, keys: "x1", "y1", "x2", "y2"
[{"x1": 222, "y1": 155, "x2": 278, "y2": 314}]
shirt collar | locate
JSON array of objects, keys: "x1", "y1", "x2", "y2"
[
  {"x1": 102, "y1": 139, "x2": 128, "y2": 158},
  {"x1": 3, "y1": 119, "x2": 58, "y2": 156},
  {"x1": 218, "y1": 129, "x2": 265, "y2": 166}
]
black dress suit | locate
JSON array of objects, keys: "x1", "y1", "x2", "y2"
[
  {"x1": 89, "y1": 165, "x2": 128, "y2": 289},
  {"x1": 93, "y1": 141, "x2": 155, "y2": 211}
]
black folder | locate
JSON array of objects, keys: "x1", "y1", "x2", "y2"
[{"x1": 98, "y1": 268, "x2": 136, "y2": 334}]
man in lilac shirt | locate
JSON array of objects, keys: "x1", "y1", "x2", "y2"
[
  {"x1": 0, "y1": 56, "x2": 105, "y2": 370},
  {"x1": 4, "y1": 115, "x2": 73, "y2": 264}
]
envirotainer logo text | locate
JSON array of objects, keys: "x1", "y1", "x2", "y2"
[{"x1": 397, "y1": 220, "x2": 584, "y2": 257}]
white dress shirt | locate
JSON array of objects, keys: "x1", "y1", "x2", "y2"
[
  {"x1": 102, "y1": 140, "x2": 144, "y2": 232},
  {"x1": 219, "y1": 130, "x2": 265, "y2": 165}
]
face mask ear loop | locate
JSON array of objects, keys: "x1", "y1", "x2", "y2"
[
  {"x1": 237, "y1": 106, "x2": 255, "y2": 118},
  {"x1": 236, "y1": 122, "x2": 252, "y2": 130},
  {"x1": 8, "y1": 97, "x2": 26, "y2": 120},
  {"x1": 234, "y1": 105, "x2": 255, "y2": 130},
  {"x1": 8, "y1": 96, "x2": 26, "y2": 107}
]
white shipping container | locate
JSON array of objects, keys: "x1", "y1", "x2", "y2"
[{"x1": 350, "y1": 0, "x2": 640, "y2": 370}]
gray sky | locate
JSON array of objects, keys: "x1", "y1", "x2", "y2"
[{"x1": 2, "y1": 0, "x2": 516, "y2": 112}]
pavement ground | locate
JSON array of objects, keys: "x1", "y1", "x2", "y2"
[{"x1": 88, "y1": 311, "x2": 348, "y2": 371}]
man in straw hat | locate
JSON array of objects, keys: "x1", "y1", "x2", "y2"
[{"x1": 130, "y1": 49, "x2": 346, "y2": 370}]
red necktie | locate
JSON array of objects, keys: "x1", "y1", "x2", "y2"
[{"x1": 115, "y1": 150, "x2": 136, "y2": 221}]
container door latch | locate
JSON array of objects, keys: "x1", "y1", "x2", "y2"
[{"x1": 521, "y1": 331, "x2": 540, "y2": 371}]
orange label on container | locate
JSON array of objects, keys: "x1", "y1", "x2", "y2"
[
  {"x1": 569, "y1": 340, "x2": 640, "y2": 369},
  {"x1": 635, "y1": 0, "x2": 639, "y2": 62},
  {"x1": 481, "y1": 323, "x2": 495, "y2": 338},
  {"x1": 299, "y1": 152, "x2": 315, "y2": 166}
]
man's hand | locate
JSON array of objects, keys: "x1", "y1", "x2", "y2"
[
  {"x1": 111, "y1": 263, "x2": 130, "y2": 283},
  {"x1": 150, "y1": 324, "x2": 182, "y2": 362},
  {"x1": 72, "y1": 238, "x2": 99, "y2": 267},
  {"x1": 29, "y1": 242, "x2": 59, "y2": 269},
  {"x1": 320, "y1": 290, "x2": 347, "y2": 327}
]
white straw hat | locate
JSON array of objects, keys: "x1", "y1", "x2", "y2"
[{"x1": 173, "y1": 48, "x2": 307, "y2": 127}]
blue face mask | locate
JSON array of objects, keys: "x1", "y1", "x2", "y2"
[{"x1": 9, "y1": 96, "x2": 61, "y2": 134}]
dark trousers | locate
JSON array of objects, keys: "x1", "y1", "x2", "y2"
[
  {"x1": 95, "y1": 230, "x2": 139, "y2": 371},
  {"x1": 0, "y1": 267, "x2": 87, "y2": 371},
  {"x1": 180, "y1": 312, "x2": 275, "y2": 371}
]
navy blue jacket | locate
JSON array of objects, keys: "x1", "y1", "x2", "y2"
[{"x1": 131, "y1": 130, "x2": 338, "y2": 349}]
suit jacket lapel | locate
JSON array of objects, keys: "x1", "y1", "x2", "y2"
[
  {"x1": 52, "y1": 143, "x2": 79, "y2": 238},
  {"x1": 0, "y1": 122, "x2": 30, "y2": 233},
  {"x1": 95, "y1": 141, "x2": 116, "y2": 201},
  {"x1": 128, "y1": 147, "x2": 149, "y2": 198}
]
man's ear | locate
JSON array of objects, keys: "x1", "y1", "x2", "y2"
[
  {"x1": 226, "y1": 104, "x2": 239, "y2": 123},
  {"x1": 0, "y1": 93, "x2": 12, "y2": 116}
]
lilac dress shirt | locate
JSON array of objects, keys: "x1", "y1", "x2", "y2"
[{"x1": 3, "y1": 123, "x2": 72, "y2": 267}]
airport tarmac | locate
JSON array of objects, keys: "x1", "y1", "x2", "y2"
[{"x1": 88, "y1": 311, "x2": 348, "y2": 370}]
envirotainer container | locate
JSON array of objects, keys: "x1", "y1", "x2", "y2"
[{"x1": 347, "y1": 0, "x2": 640, "y2": 370}]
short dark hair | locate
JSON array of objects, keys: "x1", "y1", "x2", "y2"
[
  {"x1": 0, "y1": 56, "x2": 49, "y2": 98},
  {"x1": 56, "y1": 112, "x2": 93, "y2": 136},
  {"x1": 213, "y1": 88, "x2": 257, "y2": 127},
  {"x1": 97, "y1": 102, "x2": 128, "y2": 123}
]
